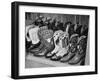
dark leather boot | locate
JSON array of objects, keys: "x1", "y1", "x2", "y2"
[
  {"x1": 28, "y1": 42, "x2": 42, "y2": 52},
  {"x1": 68, "y1": 35, "x2": 87, "y2": 65},
  {"x1": 44, "y1": 44, "x2": 55, "y2": 58},
  {"x1": 31, "y1": 45, "x2": 46, "y2": 57},
  {"x1": 81, "y1": 25, "x2": 88, "y2": 37},
  {"x1": 45, "y1": 37, "x2": 55, "y2": 58},
  {"x1": 29, "y1": 43, "x2": 44, "y2": 53},
  {"x1": 33, "y1": 48, "x2": 47, "y2": 57},
  {"x1": 60, "y1": 52, "x2": 75, "y2": 62},
  {"x1": 68, "y1": 52, "x2": 85, "y2": 65},
  {"x1": 33, "y1": 37, "x2": 55, "y2": 57},
  {"x1": 60, "y1": 34, "x2": 78, "y2": 63}
]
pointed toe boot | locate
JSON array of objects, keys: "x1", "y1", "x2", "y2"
[
  {"x1": 33, "y1": 48, "x2": 47, "y2": 57},
  {"x1": 60, "y1": 52, "x2": 75, "y2": 62},
  {"x1": 68, "y1": 53, "x2": 85, "y2": 65},
  {"x1": 50, "y1": 55, "x2": 62, "y2": 61},
  {"x1": 69, "y1": 35, "x2": 87, "y2": 65},
  {"x1": 45, "y1": 52, "x2": 55, "y2": 58},
  {"x1": 45, "y1": 44, "x2": 55, "y2": 58}
]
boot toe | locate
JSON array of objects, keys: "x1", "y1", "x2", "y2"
[
  {"x1": 60, "y1": 56, "x2": 69, "y2": 62},
  {"x1": 68, "y1": 54, "x2": 85, "y2": 65},
  {"x1": 60, "y1": 53, "x2": 75, "y2": 62},
  {"x1": 45, "y1": 53, "x2": 54, "y2": 58},
  {"x1": 68, "y1": 57, "x2": 79, "y2": 65},
  {"x1": 51, "y1": 55, "x2": 61, "y2": 61}
]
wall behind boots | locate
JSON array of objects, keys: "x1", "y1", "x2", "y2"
[{"x1": 0, "y1": 0, "x2": 99, "y2": 81}]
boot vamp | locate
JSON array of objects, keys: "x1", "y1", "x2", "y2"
[
  {"x1": 60, "y1": 52, "x2": 75, "y2": 62},
  {"x1": 56, "y1": 48, "x2": 67, "y2": 57},
  {"x1": 68, "y1": 53, "x2": 85, "y2": 64},
  {"x1": 51, "y1": 55, "x2": 62, "y2": 61}
]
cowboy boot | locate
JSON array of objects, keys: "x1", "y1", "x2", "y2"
[
  {"x1": 60, "y1": 52, "x2": 75, "y2": 62},
  {"x1": 45, "y1": 37, "x2": 55, "y2": 58},
  {"x1": 60, "y1": 45, "x2": 77, "y2": 63},
  {"x1": 46, "y1": 52, "x2": 56, "y2": 58},
  {"x1": 32, "y1": 28, "x2": 54, "y2": 57},
  {"x1": 68, "y1": 52, "x2": 85, "y2": 65},
  {"x1": 60, "y1": 35, "x2": 78, "y2": 63},
  {"x1": 36, "y1": 42, "x2": 54, "y2": 57},
  {"x1": 50, "y1": 54, "x2": 62, "y2": 61},
  {"x1": 50, "y1": 46, "x2": 68, "y2": 61},
  {"x1": 29, "y1": 42, "x2": 44, "y2": 53},
  {"x1": 68, "y1": 35, "x2": 87, "y2": 65},
  {"x1": 44, "y1": 44, "x2": 55, "y2": 58},
  {"x1": 33, "y1": 47, "x2": 47, "y2": 57}
]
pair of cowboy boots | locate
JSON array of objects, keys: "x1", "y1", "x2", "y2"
[
  {"x1": 60, "y1": 35, "x2": 87, "y2": 65},
  {"x1": 46, "y1": 33, "x2": 78, "y2": 61},
  {"x1": 60, "y1": 34, "x2": 79, "y2": 62},
  {"x1": 29, "y1": 26, "x2": 55, "y2": 57},
  {"x1": 46, "y1": 31, "x2": 69, "y2": 61},
  {"x1": 49, "y1": 32, "x2": 69, "y2": 61}
]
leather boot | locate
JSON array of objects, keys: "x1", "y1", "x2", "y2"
[
  {"x1": 50, "y1": 54, "x2": 62, "y2": 61},
  {"x1": 32, "y1": 45, "x2": 46, "y2": 57},
  {"x1": 68, "y1": 52, "x2": 85, "y2": 65},
  {"x1": 46, "y1": 53, "x2": 56, "y2": 58},
  {"x1": 33, "y1": 48, "x2": 47, "y2": 57},
  {"x1": 60, "y1": 52, "x2": 75, "y2": 62},
  {"x1": 29, "y1": 43, "x2": 44, "y2": 53},
  {"x1": 68, "y1": 35, "x2": 87, "y2": 65},
  {"x1": 44, "y1": 44, "x2": 55, "y2": 58}
]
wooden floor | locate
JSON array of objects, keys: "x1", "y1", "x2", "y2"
[{"x1": 25, "y1": 53, "x2": 82, "y2": 68}]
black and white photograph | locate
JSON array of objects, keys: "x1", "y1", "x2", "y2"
[
  {"x1": 11, "y1": 2, "x2": 97, "y2": 79},
  {"x1": 25, "y1": 12, "x2": 89, "y2": 68}
]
